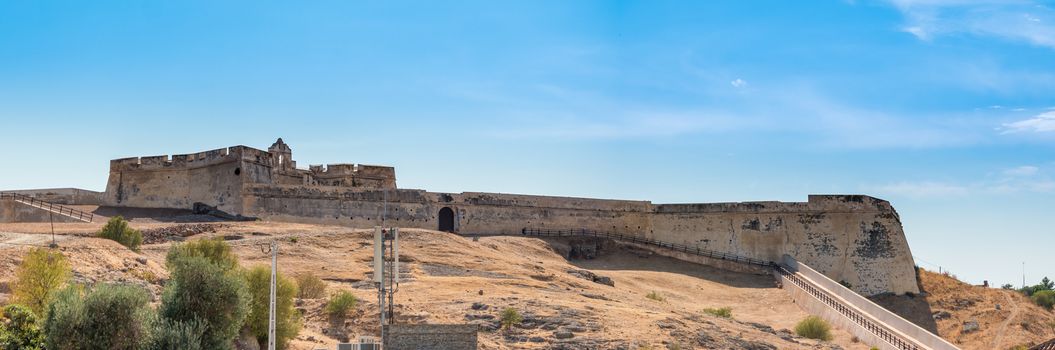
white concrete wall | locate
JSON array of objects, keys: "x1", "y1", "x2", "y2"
[{"x1": 778, "y1": 255, "x2": 959, "y2": 350}]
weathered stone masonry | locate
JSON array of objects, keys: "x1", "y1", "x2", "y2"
[{"x1": 96, "y1": 139, "x2": 919, "y2": 296}]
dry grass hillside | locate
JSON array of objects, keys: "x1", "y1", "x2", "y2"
[
  {"x1": 0, "y1": 220, "x2": 875, "y2": 350},
  {"x1": 873, "y1": 269, "x2": 1055, "y2": 350}
]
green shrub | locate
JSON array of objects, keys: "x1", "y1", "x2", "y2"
[
  {"x1": 98, "y1": 216, "x2": 143, "y2": 251},
  {"x1": 12, "y1": 248, "x2": 71, "y2": 315},
  {"x1": 149, "y1": 318, "x2": 205, "y2": 350},
  {"x1": 645, "y1": 291, "x2": 665, "y2": 302},
  {"x1": 43, "y1": 284, "x2": 153, "y2": 350},
  {"x1": 499, "y1": 307, "x2": 522, "y2": 331},
  {"x1": 325, "y1": 291, "x2": 358, "y2": 318},
  {"x1": 244, "y1": 266, "x2": 301, "y2": 350},
  {"x1": 795, "y1": 315, "x2": 833, "y2": 341},
  {"x1": 0, "y1": 304, "x2": 45, "y2": 350},
  {"x1": 295, "y1": 272, "x2": 327, "y2": 299},
  {"x1": 703, "y1": 307, "x2": 732, "y2": 318},
  {"x1": 165, "y1": 237, "x2": 239, "y2": 271},
  {"x1": 1032, "y1": 290, "x2": 1055, "y2": 311},
  {"x1": 160, "y1": 256, "x2": 249, "y2": 350}
]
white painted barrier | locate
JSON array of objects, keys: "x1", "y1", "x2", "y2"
[{"x1": 777, "y1": 255, "x2": 959, "y2": 350}]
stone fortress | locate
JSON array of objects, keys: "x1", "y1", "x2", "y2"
[{"x1": 10, "y1": 138, "x2": 922, "y2": 297}]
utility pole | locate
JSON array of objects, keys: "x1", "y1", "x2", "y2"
[
  {"x1": 49, "y1": 212, "x2": 56, "y2": 248},
  {"x1": 268, "y1": 240, "x2": 278, "y2": 350},
  {"x1": 374, "y1": 227, "x2": 385, "y2": 342},
  {"x1": 374, "y1": 226, "x2": 399, "y2": 346}
]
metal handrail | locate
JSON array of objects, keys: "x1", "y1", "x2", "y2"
[
  {"x1": 776, "y1": 266, "x2": 923, "y2": 350},
  {"x1": 521, "y1": 227, "x2": 775, "y2": 267},
  {"x1": 1, "y1": 192, "x2": 94, "y2": 222}
]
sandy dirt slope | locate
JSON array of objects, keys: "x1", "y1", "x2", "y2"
[
  {"x1": 873, "y1": 269, "x2": 1055, "y2": 350},
  {"x1": 1, "y1": 221, "x2": 878, "y2": 349}
]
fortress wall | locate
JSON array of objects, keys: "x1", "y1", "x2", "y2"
[
  {"x1": 651, "y1": 195, "x2": 919, "y2": 295},
  {"x1": 1, "y1": 188, "x2": 103, "y2": 205},
  {"x1": 241, "y1": 186, "x2": 916, "y2": 294},
  {"x1": 0, "y1": 199, "x2": 83, "y2": 223},
  {"x1": 102, "y1": 147, "x2": 250, "y2": 213},
  {"x1": 242, "y1": 185, "x2": 433, "y2": 227},
  {"x1": 308, "y1": 164, "x2": 397, "y2": 188},
  {"x1": 241, "y1": 185, "x2": 652, "y2": 235},
  {"x1": 451, "y1": 192, "x2": 651, "y2": 235}
]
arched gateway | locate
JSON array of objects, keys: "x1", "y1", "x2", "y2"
[{"x1": 438, "y1": 207, "x2": 455, "y2": 232}]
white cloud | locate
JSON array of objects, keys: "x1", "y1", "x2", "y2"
[
  {"x1": 1003, "y1": 165, "x2": 1039, "y2": 176},
  {"x1": 730, "y1": 78, "x2": 748, "y2": 88},
  {"x1": 886, "y1": 0, "x2": 1055, "y2": 49},
  {"x1": 870, "y1": 181, "x2": 970, "y2": 198},
  {"x1": 1001, "y1": 111, "x2": 1055, "y2": 133},
  {"x1": 905, "y1": 26, "x2": 930, "y2": 39},
  {"x1": 872, "y1": 165, "x2": 1054, "y2": 198}
]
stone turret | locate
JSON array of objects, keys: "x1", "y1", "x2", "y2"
[{"x1": 268, "y1": 138, "x2": 295, "y2": 171}]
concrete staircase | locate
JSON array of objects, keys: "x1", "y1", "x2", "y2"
[
  {"x1": 518, "y1": 227, "x2": 959, "y2": 350},
  {"x1": 776, "y1": 256, "x2": 959, "y2": 350},
  {"x1": 0, "y1": 192, "x2": 94, "y2": 223}
]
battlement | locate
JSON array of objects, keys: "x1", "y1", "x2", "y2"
[
  {"x1": 304, "y1": 163, "x2": 397, "y2": 188},
  {"x1": 309, "y1": 163, "x2": 394, "y2": 177},
  {"x1": 109, "y1": 147, "x2": 249, "y2": 171}
]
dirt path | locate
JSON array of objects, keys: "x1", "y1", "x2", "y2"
[
  {"x1": 992, "y1": 291, "x2": 1021, "y2": 349},
  {"x1": 0, "y1": 231, "x2": 73, "y2": 246}
]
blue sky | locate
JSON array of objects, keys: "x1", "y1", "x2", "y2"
[{"x1": 1, "y1": 0, "x2": 1052, "y2": 286}]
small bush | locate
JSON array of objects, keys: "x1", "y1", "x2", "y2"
[
  {"x1": 160, "y1": 256, "x2": 249, "y2": 350},
  {"x1": 325, "y1": 291, "x2": 358, "y2": 318},
  {"x1": 244, "y1": 266, "x2": 301, "y2": 350},
  {"x1": 166, "y1": 237, "x2": 239, "y2": 271},
  {"x1": 795, "y1": 316, "x2": 833, "y2": 341},
  {"x1": 1032, "y1": 290, "x2": 1055, "y2": 311},
  {"x1": 702, "y1": 307, "x2": 732, "y2": 318},
  {"x1": 12, "y1": 248, "x2": 71, "y2": 315},
  {"x1": 0, "y1": 304, "x2": 45, "y2": 350},
  {"x1": 295, "y1": 273, "x2": 327, "y2": 299},
  {"x1": 130, "y1": 268, "x2": 160, "y2": 284},
  {"x1": 98, "y1": 216, "x2": 143, "y2": 251},
  {"x1": 499, "y1": 307, "x2": 522, "y2": 331},
  {"x1": 43, "y1": 284, "x2": 154, "y2": 350},
  {"x1": 150, "y1": 318, "x2": 205, "y2": 350},
  {"x1": 645, "y1": 291, "x2": 665, "y2": 302}
]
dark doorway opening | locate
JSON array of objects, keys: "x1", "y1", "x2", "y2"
[{"x1": 438, "y1": 207, "x2": 455, "y2": 232}]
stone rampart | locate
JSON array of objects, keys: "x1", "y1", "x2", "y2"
[
  {"x1": 240, "y1": 186, "x2": 917, "y2": 295},
  {"x1": 650, "y1": 195, "x2": 917, "y2": 295}
]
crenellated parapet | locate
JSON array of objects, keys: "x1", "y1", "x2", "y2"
[
  {"x1": 107, "y1": 146, "x2": 280, "y2": 172},
  {"x1": 303, "y1": 163, "x2": 397, "y2": 189}
]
